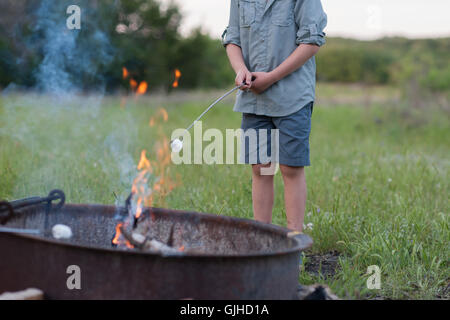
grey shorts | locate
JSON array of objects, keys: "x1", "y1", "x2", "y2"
[{"x1": 241, "y1": 102, "x2": 313, "y2": 167}]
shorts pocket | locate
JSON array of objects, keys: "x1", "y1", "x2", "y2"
[
  {"x1": 240, "y1": 0, "x2": 256, "y2": 27},
  {"x1": 271, "y1": 0, "x2": 294, "y2": 27}
]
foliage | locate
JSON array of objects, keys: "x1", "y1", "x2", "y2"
[
  {"x1": 0, "y1": 1, "x2": 448, "y2": 93},
  {"x1": 317, "y1": 37, "x2": 450, "y2": 93}
]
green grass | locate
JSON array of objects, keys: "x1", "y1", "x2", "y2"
[{"x1": 0, "y1": 84, "x2": 448, "y2": 299}]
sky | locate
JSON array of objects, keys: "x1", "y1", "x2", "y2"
[{"x1": 171, "y1": 0, "x2": 450, "y2": 40}]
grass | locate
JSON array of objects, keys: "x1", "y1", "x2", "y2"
[{"x1": 0, "y1": 83, "x2": 449, "y2": 299}]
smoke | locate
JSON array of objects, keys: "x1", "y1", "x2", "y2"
[
  {"x1": 32, "y1": 0, "x2": 114, "y2": 97},
  {"x1": 0, "y1": 1, "x2": 142, "y2": 204},
  {"x1": 34, "y1": 0, "x2": 78, "y2": 95},
  {"x1": 101, "y1": 113, "x2": 140, "y2": 202}
]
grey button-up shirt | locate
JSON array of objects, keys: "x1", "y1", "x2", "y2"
[{"x1": 222, "y1": 0, "x2": 327, "y2": 116}]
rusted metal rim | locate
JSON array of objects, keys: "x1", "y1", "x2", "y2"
[
  {"x1": 0, "y1": 201, "x2": 14, "y2": 225},
  {"x1": 11, "y1": 204, "x2": 313, "y2": 259}
]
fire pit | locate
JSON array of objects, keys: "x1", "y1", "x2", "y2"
[{"x1": 0, "y1": 191, "x2": 312, "y2": 300}]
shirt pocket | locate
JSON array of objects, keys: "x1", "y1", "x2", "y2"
[
  {"x1": 271, "y1": 0, "x2": 295, "y2": 27},
  {"x1": 239, "y1": 0, "x2": 256, "y2": 27}
]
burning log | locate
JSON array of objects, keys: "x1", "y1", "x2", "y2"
[{"x1": 119, "y1": 223, "x2": 179, "y2": 255}]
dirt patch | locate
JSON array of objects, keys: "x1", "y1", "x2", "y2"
[
  {"x1": 304, "y1": 250, "x2": 341, "y2": 279},
  {"x1": 436, "y1": 281, "x2": 450, "y2": 300}
]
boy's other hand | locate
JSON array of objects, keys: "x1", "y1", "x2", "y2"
[
  {"x1": 250, "y1": 72, "x2": 276, "y2": 94},
  {"x1": 236, "y1": 68, "x2": 253, "y2": 90}
]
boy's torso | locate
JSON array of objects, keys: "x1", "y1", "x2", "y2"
[{"x1": 223, "y1": 0, "x2": 327, "y2": 117}]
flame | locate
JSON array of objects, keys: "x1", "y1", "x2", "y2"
[
  {"x1": 172, "y1": 69, "x2": 182, "y2": 88},
  {"x1": 151, "y1": 138, "x2": 177, "y2": 199},
  {"x1": 111, "y1": 223, "x2": 122, "y2": 245},
  {"x1": 122, "y1": 67, "x2": 129, "y2": 79},
  {"x1": 160, "y1": 108, "x2": 169, "y2": 122},
  {"x1": 137, "y1": 81, "x2": 148, "y2": 95},
  {"x1": 130, "y1": 140, "x2": 177, "y2": 222},
  {"x1": 121, "y1": 114, "x2": 178, "y2": 243},
  {"x1": 131, "y1": 150, "x2": 152, "y2": 219},
  {"x1": 137, "y1": 150, "x2": 151, "y2": 171},
  {"x1": 149, "y1": 108, "x2": 168, "y2": 127},
  {"x1": 112, "y1": 223, "x2": 134, "y2": 249},
  {"x1": 135, "y1": 197, "x2": 143, "y2": 219},
  {"x1": 130, "y1": 79, "x2": 138, "y2": 90}
]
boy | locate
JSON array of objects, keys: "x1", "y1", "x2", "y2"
[{"x1": 222, "y1": 0, "x2": 327, "y2": 232}]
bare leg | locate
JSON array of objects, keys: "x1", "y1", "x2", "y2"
[
  {"x1": 280, "y1": 165, "x2": 307, "y2": 232},
  {"x1": 251, "y1": 164, "x2": 274, "y2": 224}
]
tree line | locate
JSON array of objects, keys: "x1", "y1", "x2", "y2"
[{"x1": 0, "y1": 0, "x2": 448, "y2": 93}]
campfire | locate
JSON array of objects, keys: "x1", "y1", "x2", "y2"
[{"x1": 111, "y1": 105, "x2": 179, "y2": 254}]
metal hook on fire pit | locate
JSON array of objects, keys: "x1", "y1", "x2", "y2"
[
  {"x1": 0, "y1": 201, "x2": 14, "y2": 225},
  {"x1": 0, "y1": 190, "x2": 66, "y2": 225},
  {"x1": 46, "y1": 189, "x2": 65, "y2": 213}
]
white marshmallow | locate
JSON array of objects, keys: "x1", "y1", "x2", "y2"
[
  {"x1": 131, "y1": 232, "x2": 146, "y2": 244},
  {"x1": 171, "y1": 139, "x2": 183, "y2": 153},
  {"x1": 52, "y1": 224, "x2": 73, "y2": 239}
]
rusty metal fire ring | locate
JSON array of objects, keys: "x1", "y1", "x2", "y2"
[{"x1": 0, "y1": 201, "x2": 13, "y2": 225}]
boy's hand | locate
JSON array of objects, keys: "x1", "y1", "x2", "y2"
[
  {"x1": 236, "y1": 68, "x2": 253, "y2": 90},
  {"x1": 250, "y1": 72, "x2": 276, "y2": 94}
]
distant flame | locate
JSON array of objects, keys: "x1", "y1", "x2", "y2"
[
  {"x1": 130, "y1": 79, "x2": 138, "y2": 90},
  {"x1": 122, "y1": 67, "x2": 129, "y2": 79},
  {"x1": 172, "y1": 69, "x2": 182, "y2": 88},
  {"x1": 137, "y1": 81, "x2": 148, "y2": 95}
]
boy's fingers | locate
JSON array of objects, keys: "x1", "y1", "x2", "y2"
[
  {"x1": 236, "y1": 76, "x2": 245, "y2": 88},
  {"x1": 245, "y1": 73, "x2": 253, "y2": 88}
]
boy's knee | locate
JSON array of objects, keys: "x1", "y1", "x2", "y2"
[
  {"x1": 280, "y1": 165, "x2": 304, "y2": 179},
  {"x1": 252, "y1": 163, "x2": 274, "y2": 177}
]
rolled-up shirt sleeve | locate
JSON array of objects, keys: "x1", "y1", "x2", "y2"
[
  {"x1": 222, "y1": 0, "x2": 241, "y2": 47},
  {"x1": 294, "y1": 0, "x2": 327, "y2": 47}
]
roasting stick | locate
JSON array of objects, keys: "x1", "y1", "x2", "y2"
[
  {"x1": 171, "y1": 79, "x2": 254, "y2": 152},
  {"x1": 0, "y1": 227, "x2": 41, "y2": 235},
  {"x1": 185, "y1": 85, "x2": 242, "y2": 132}
]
